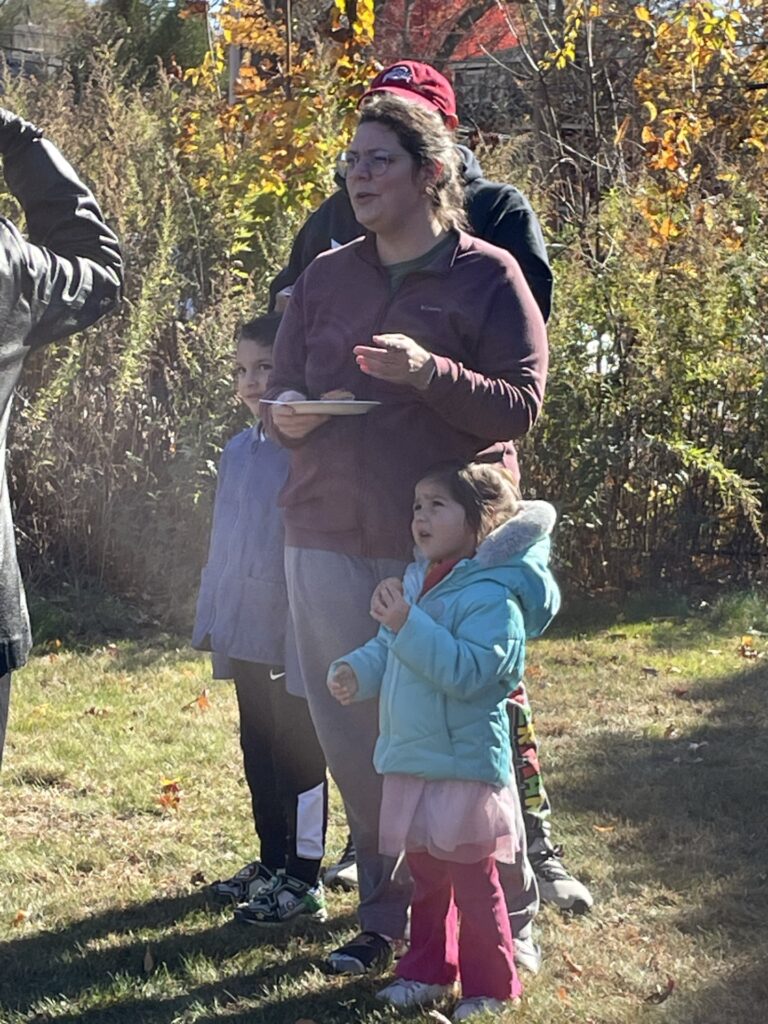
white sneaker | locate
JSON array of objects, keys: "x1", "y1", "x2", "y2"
[
  {"x1": 453, "y1": 996, "x2": 509, "y2": 1021},
  {"x1": 377, "y1": 978, "x2": 456, "y2": 1007},
  {"x1": 513, "y1": 933, "x2": 541, "y2": 975}
]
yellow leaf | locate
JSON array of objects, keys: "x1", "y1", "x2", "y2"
[
  {"x1": 659, "y1": 216, "x2": 681, "y2": 238},
  {"x1": 643, "y1": 100, "x2": 658, "y2": 123},
  {"x1": 634, "y1": 5, "x2": 652, "y2": 23}
]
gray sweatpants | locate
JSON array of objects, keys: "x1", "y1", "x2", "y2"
[
  {"x1": 284, "y1": 546, "x2": 538, "y2": 941},
  {"x1": 285, "y1": 546, "x2": 411, "y2": 938}
]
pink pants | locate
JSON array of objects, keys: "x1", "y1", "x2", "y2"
[{"x1": 396, "y1": 850, "x2": 522, "y2": 1001}]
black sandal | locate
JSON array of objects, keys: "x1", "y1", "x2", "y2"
[{"x1": 326, "y1": 930, "x2": 393, "y2": 974}]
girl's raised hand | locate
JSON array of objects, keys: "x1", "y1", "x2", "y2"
[
  {"x1": 371, "y1": 578, "x2": 410, "y2": 633},
  {"x1": 327, "y1": 662, "x2": 359, "y2": 705},
  {"x1": 370, "y1": 577, "x2": 403, "y2": 620}
]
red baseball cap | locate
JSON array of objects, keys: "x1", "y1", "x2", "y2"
[{"x1": 359, "y1": 61, "x2": 459, "y2": 130}]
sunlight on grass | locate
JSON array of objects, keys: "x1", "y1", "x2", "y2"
[{"x1": 1, "y1": 602, "x2": 767, "y2": 1023}]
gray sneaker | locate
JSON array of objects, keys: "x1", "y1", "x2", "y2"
[
  {"x1": 529, "y1": 840, "x2": 593, "y2": 914},
  {"x1": 324, "y1": 833, "x2": 358, "y2": 890}
]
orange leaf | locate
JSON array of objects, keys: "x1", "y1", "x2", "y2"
[{"x1": 11, "y1": 910, "x2": 28, "y2": 927}]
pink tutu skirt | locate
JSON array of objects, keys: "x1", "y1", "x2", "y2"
[{"x1": 379, "y1": 773, "x2": 524, "y2": 864}]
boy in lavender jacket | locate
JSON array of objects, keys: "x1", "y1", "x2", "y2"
[{"x1": 192, "y1": 314, "x2": 327, "y2": 924}]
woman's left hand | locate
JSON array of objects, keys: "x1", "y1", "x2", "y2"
[{"x1": 353, "y1": 334, "x2": 435, "y2": 391}]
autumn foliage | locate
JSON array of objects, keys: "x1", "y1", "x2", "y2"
[{"x1": 4, "y1": 0, "x2": 766, "y2": 624}]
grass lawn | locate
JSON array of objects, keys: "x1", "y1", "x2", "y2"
[{"x1": 1, "y1": 596, "x2": 766, "y2": 1024}]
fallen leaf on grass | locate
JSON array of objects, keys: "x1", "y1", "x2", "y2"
[
  {"x1": 668, "y1": 666, "x2": 682, "y2": 674},
  {"x1": 562, "y1": 951, "x2": 584, "y2": 976},
  {"x1": 706, "y1": 649, "x2": 722, "y2": 656},
  {"x1": 11, "y1": 910, "x2": 28, "y2": 927},
  {"x1": 642, "y1": 666, "x2": 659, "y2": 676},
  {"x1": 190, "y1": 870, "x2": 207, "y2": 885},
  {"x1": 663, "y1": 724, "x2": 679, "y2": 739},
  {"x1": 84, "y1": 706, "x2": 110, "y2": 717},
  {"x1": 156, "y1": 777, "x2": 183, "y2": 812},
  {"x1": 671, "y1": 687, "x2": 689, "y2": 699},
  {"x1": 556, "y1": 986, "x2": 570, "y2": 1002},
  {"x1": 593, "y1": 824, "x2": 615, "y2": 832},
  {"x1": 182, "y1": 689, "x2": 211, "y2": 712},
  {"x1": 143, "y1": 945, "x2": 155, "y2": 974},
  {"x1": 644, "y1": 976, "x2": 676, "y2": 1004}
]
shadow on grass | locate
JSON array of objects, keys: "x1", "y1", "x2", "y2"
[
  {"x1": 0, "y1": 893, "x2": 360, "y2": 1023},
  {"x1": 554, "y1": 658, "x2": 768, "y2": 1023}
]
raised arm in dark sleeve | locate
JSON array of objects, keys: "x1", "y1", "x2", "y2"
[{"x1": 0, "y1": 108, "x2": 123, "y2": 348}]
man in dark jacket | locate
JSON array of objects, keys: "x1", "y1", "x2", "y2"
[
  {"x1": 268, "y1": 62, "x2": 593, "y2": 925},
  {"x1": 0, "y1": 108, "x2": 123, "y2": 770}
]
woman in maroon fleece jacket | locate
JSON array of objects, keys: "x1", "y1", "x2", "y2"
[{"x1": 261, "y1": 96, "x2": 547, "y2": 973}]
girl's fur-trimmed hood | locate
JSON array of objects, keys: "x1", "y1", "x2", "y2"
[{"x1": 410, "y1": 500, "x2": 560, "y2": 638}]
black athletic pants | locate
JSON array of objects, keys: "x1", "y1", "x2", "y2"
[{"x1": 232, "y1": 660, "x2": 327, "y2": 886}]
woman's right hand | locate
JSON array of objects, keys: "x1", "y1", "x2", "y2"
[
  {"x1": 270, "y1": 389, "x2": 354, "y2": 440},
  {"x1": 271, "y1": 390, "x2": 327, "y2": 439},
  {"x1": 327, "y1": 662, "x2": 359, "y2": 705}
]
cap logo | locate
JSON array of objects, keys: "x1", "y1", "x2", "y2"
[{"x1": 381, "y1": 65, "x2": 413, "y2": 85}]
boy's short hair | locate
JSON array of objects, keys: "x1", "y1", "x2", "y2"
[{"x1": 237, "y1": 312, "x2": 282, "y2": 349}]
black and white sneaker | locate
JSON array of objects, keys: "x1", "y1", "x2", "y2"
[
  {"x1": 234, "y1": 872, "x2": 327, "y2": 925},
  {"x1": 327, "y1": 930, "x2": 393, "y2": 974},
  {"x1": 207, "y1": 860, "x2": 275, "y2": 906},
  {"x1": 323, "y1": 833, "x2": 358, "y2": 890},
  {"x1": 529, "y1": 840, "x2": 593, "y2": 914}
]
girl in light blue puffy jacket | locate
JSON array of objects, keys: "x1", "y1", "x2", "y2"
[{"x1": 328, "y1": 462, "x2": 559, "y2": 1022}]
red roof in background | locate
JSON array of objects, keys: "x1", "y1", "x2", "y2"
[{"x1": 375, "y1": 0, "x2": 519, "y2": 66}]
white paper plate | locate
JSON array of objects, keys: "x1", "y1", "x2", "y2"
[{"x1": 262, "y1": 399, "x2": 380, "y2": 416}]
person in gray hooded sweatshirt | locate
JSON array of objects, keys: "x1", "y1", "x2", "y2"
[{"x1": 0, "y1": 108, "x2": 122, "y2": 770}]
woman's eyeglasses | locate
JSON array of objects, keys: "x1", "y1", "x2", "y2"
[{"x1": 338, "y1": 151, "x2": 396, "y2": 178}]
